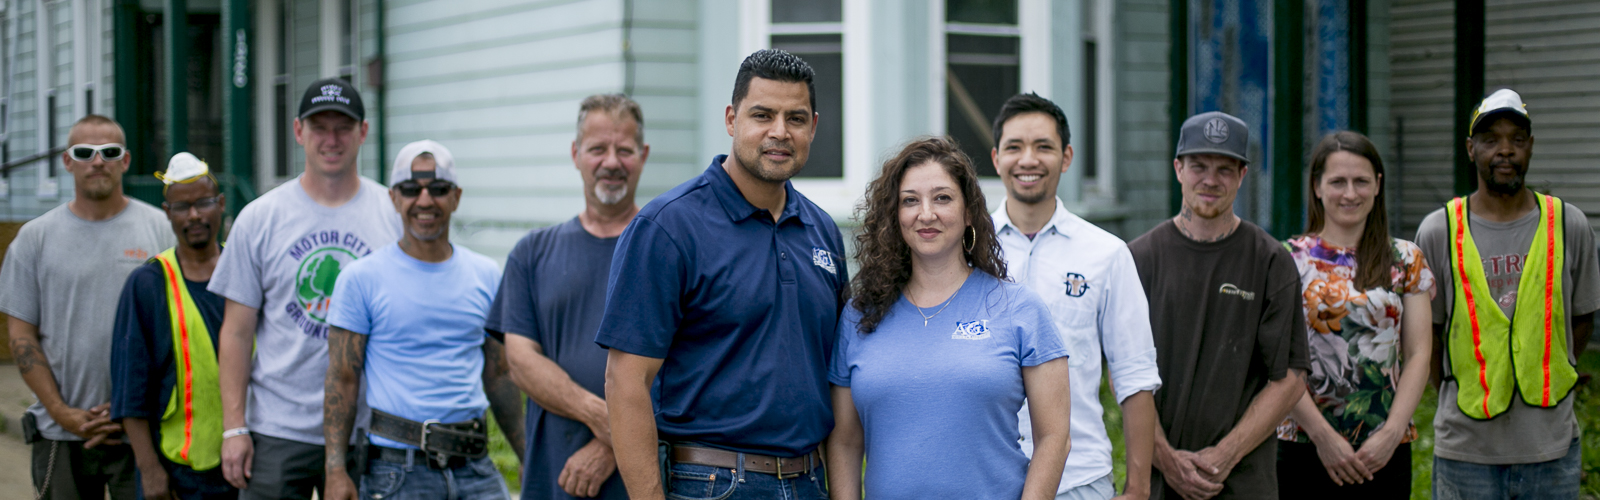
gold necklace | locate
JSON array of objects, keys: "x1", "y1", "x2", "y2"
[{"x1": 909, "y1": 289, "x2": 954, "y2": 327}]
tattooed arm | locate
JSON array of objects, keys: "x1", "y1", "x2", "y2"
[
  {"x1": 9, "y1": 317, "x2": 120, "y2": 442},
  {"x1": 482, "y1": 336, "x2": 526, "y2": 462},
  {"x1": 323, "y1": 326, "x2": 367, "y2": 500}
]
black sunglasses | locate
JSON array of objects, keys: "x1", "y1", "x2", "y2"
[{"x1": 394, "y1": 180, "x2": 455, "y2": 198}]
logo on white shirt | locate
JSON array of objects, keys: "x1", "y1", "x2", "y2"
[
  {"x1": 1064, "y1": 272, "x2": 1091, "y2": 297},
  {"x1": 811, "y1": 247, "x2": 837, "y2": 275},
  {"x1": 952, "y1": 320, "x2": 991, "y2": 340}
]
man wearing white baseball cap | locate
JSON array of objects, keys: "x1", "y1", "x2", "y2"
[
  {"x1": 209, "y1": 78, "x2": 403, "y2": 499},
  {"x1": 1414, "y1": 88, "x2": 1598, "y2": 500},
  {"x1": 321, "y1": 140, "x2": 522, "y2": 500},
  {"x1": 111, "y1": 153, "x2": 237, "y2": 499}
]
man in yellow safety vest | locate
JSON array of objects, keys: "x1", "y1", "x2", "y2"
[
  {"x1": 110, "y1": 153, "x2": 237, "y2": 499},
  {"x1": 1414, "y1": 88, "x2": 1600, "y2": 500}
]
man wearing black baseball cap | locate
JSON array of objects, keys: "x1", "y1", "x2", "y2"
[
  {"x1": 209, "y1": 78, "x2": 403, "y2": 499},
  {"x1": 1128, "y1": 111, "x2": 1309, "y2": 499}
]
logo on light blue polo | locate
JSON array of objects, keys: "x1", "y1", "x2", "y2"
[
  {"x1": 811, "y1": 247, "x2": 837, "y2": 275},
  {"x1": 1064, "y1": 272, "x2": 1091, "y2": 298},
  {"x1": 952, "y1": 320, "x2": 990, "y2": 340}
]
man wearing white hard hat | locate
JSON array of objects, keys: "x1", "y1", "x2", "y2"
[
  {"x1": 0, "y1": 114, "x2": 172, "y2": 499},
  {"x1": 208, "y1": 78, "x2": 402, "y2": 499},
  {"x1": 110, "y1": 153, "x2": 237, "y2": 499},
  {"x1": 1414, "y1": 88, "x2": 1599, "y2": 499},
  {"x1": 321, "y1": 140, "x2": 521, "y2": 500}
]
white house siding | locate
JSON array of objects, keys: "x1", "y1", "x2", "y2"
[
  {"x1": 1484, "y1": 0, "x2": 1600, "y2": 234},
  {"x1": 1, "y1": 0, "x2": 49, "y2": 220},
  {"x1": 1109, "y1": 0, "x2": 1171, "y2": 240},
  {"x1": 1388, "y1": 0, "x2": 1454, "y2": 236},
  {"x1": 383, "y1": 0, "x2": 699, "y2": 261}
]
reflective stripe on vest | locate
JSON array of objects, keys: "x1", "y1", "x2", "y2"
[
  {"x1": 153, "y1": 249, "x2": 224, "y2": 470},
  {"x1": 1444, "y1": 194, "x2": 1576, "y2": 420}
]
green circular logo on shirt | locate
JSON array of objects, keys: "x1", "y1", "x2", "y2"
[{"x1": 294, "y1": 247, "x2": 358, "y2": 322}]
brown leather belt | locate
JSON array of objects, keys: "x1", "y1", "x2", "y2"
[{"x1": 671, "y1": 444, "x2": 822, "y2": 479}]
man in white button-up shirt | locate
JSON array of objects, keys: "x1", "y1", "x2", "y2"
[{"x1": 989, "y1": 93, "x2": 1163, "y2": 500}]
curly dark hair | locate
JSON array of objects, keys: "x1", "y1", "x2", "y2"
[{"x1": 850, "y1": 137, "x2": 1007, "y2": 334}]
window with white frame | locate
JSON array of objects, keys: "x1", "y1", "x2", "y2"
[
  {"x1": 770, "y1": 0, "x2": 843, "y2": 178},
  {"x1": 944, "y1": 0, "x2": 1019, "y2": 178}
]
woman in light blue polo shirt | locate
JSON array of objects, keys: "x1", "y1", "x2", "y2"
[{"x1": 826, "y1": 137, "x2": 1073, "y2": 499}]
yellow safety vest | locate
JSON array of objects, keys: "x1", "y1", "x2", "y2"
[
  {"x1": 1444, "y1": 194, "x2": 1577, "y2": 420},
  {"x1": 152, "y1": 249, "x2": 224, "y2": 470}
]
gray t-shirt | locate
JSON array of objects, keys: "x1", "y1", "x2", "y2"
[
  {"x1": 1415, "y1": 200, "x2": 1600, "y2": 464},
  {"x1": 0, "y1": 200, "x2": 172, "y2": 441},
  {"x1": 208, "y1": 176, "x2": 401, "y2": 444}
]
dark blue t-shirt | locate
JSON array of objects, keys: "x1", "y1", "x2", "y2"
[
  {"x1": 486, "y1": 217, "x2": 626, "y2": 499},
  {"x1": 109, "y1": 256, "x2": 233, "y2": 493},
  {"x1": 594, "y1": 156, "x2": 850, "y2": 457}
]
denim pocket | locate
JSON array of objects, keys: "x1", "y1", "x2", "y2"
[
  {"x1": 665, "y1": 463, "x2": 738, "y2": 500},
  {"x1": 361, "y1": 461, "x2": 406, "y2": 500}
]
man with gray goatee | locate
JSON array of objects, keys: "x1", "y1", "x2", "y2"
[{"x1": 489, "y1": 94, "x2": 649, "y2": 499}]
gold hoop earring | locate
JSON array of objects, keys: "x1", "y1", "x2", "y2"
[{"x1": 964, "y1": 226, "x2": 976, "y2": 253}]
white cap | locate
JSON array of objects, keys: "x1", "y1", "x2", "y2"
[
  {"x1": 1469, "y1": 88, "x2": 1531, "y2": 135},
  {"x1": 157, "y1": 152, "x2": 211, "y2": 185},
  {"x1": 390, "y1": 140, "x2": 457, "y2": 186}
]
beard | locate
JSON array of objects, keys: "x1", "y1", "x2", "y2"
[
  {"x1": 183, "y1": 222, "x2": 214, "y2": 249},
  {"x1": 81, "y1": 177, "x2": 117, "y2": 201},
  {"x1": 1010, "y1": 187, "x2": 1051, "y2": 205},
  {"x1": 733, "y1": 142, "x2": 806, "y2": 183},
  {"x1": 592, "y1": 167, "x2": 630, "y2": 205},
  {"x1": 1479, "y1": 160, "x2": 1526, "y2": 194}
]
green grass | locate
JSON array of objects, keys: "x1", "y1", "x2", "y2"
[
  {"x1": 486, "y1": 412, "x2": 521, "y2": 494},
  {"x1": 1099, "y1": 350, "x2": 1600, "y2": 499}
]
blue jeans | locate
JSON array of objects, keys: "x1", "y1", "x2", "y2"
[
  {"x1": 360, "y1": 451, "x2": 510, "y2": 500},
  {"x1": 665, "y1": 460, "x2": 828, "y2": 500},
  {"x1": 1432, "y1": 438, "x2": 1581, "y2": 500}
]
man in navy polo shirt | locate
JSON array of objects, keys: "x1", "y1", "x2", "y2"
[{"x1": 598, "y1": 49, "x2": 848, "y2": 500}]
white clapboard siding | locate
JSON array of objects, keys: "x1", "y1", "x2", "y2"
[
  {"x1": 1112, "y1": 0, "x2": 1174, "y2": 240},
  {"x1": 384, "y1": 0, "x2": 699, "y2": 261},
  {"x1": 1485, "y1": 0, "x2": 1600, "y2": 234}
]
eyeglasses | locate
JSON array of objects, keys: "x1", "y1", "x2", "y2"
[
  {"x1": 68, "y1": 144, "x2": 127, "y2": 162},
  {"x1": 394, "y1": 180, "x2": 455, "y2": 198},
  {"x1": 165, "y1": 196, "x2": 221, "y2": 213}
]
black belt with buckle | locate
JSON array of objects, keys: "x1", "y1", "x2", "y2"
[{"x1": 368, "y1": 408, "x2": 488, "y2": 469}]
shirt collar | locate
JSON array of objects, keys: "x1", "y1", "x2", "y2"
[
  {"x1": 705, "y1": 155, "x2": 811, "y2": 226},
  {"x1": 992, "y1": 197, "x2": 1078, "y2": 239}
]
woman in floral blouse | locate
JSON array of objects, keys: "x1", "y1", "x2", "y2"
[{"x1": 1276, "y1": 131, "x2": 1435, "y2": 498}]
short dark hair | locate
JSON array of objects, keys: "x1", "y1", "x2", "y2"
[
  {"x1": 731, "y1": 49, "x2": 817, "y2": 114},
  {"x1": 991, "y1": 93, "x2": 1069, "y2": 148}
]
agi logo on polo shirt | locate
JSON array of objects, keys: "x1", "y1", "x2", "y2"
[
  {"x1": 953, "y1": 320, "x2": 991, "y2": 340},
  {"x1": 812, "y1": 247, "x2": 838, "y2": 275}
]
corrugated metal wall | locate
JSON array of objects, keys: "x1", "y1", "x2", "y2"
[
  {"x1": 1484, "y1": 0, "x2": 1600, "y2": 233},
  {"x1": 1390, "y1": 0, "x2": 1600, "y2": 237},
  {"x1": 1388, "y1": 0, "x2": 1455, "y2": 237}
]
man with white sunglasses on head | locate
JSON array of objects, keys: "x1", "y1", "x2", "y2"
[{"x1": 0, "y1": 114, "x2": 173, "y2": 499}]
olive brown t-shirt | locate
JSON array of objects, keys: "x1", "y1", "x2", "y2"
[{"x1": 1128, "y1": 220, "x2": 1309, "y2": 500}]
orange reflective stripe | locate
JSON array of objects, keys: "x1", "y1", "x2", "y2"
[
  {"x1": 158, "y1": 256, "x2": 196, "y2": 461},
  {"x1": 1453, "y1": 200, "x2": 1493, "y2": 418},
  {"x1": 1542, "y1": 195, "x2": 1556, "y2": 405}
]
